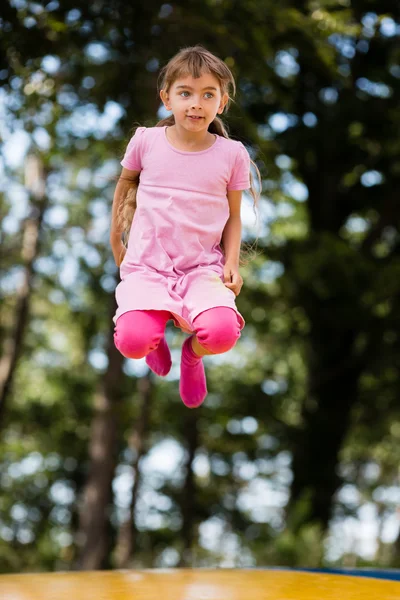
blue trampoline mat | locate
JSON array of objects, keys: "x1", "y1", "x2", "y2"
[{"x1": 294, "y1": 567, "x2": 400, "y2": 582}]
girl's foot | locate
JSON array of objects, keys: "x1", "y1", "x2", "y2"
[
  {"x1": 145, "y1": 335, "x2": 172, "y2": 376},
  {"x1": 179, "y1": 336, "x2": 207, "y2": 408}
]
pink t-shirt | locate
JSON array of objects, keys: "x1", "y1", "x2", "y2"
[
  {"x1": 121, "y1": 125, "x2": 250, "y2": 189},
  {"x1": 113, "y1": 125, "x2": 250, "y2": 332}
]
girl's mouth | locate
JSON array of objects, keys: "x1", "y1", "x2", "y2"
[{"x1": 188, "y1": 116, "x2": 203, "y2": 120}]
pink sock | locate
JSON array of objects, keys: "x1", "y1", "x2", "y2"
[
  {"x1": 145, "y1": 335, "x2": 172, "y2": 377},
  {"x1": 179, "y1": 336, "x2": 207, "y2": 408}
]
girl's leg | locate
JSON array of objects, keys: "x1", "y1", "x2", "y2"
[
  {"x1": 180, "y1": 307, "x2": 242, "y2": 408},
  {"x1": 114, "y1": 309, "x2": 172, "y2": 376},
  {"x1": 192, "y1": 306, "x2": 241, "y2": 355}
]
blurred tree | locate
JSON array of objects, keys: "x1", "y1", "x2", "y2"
[
  {"x1": 0, "y1": 155, "x2": 48, "y2": 424},
  {"x1": 75, "y1": 297, "x2": 124, "y2": 570},
  {"x1": 113, "y1": 374, "x2": 154, "y2": 569}
]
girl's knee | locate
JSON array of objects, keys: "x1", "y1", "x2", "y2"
[
  {"x1": 194, "y1": 307, "x2": 241, "y2": 354},
  {"x1": 114, "y1": 328, "x2": 150, "y2": 358},
  {"x1": 114, "y1": 310, "x2": 169, "y2": 359}
]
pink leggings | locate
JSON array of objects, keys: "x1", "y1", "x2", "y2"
[{"x1": 114, "y1": 307, "x2": 241, "y2": 358}]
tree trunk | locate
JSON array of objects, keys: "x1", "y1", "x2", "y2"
[
  {"x1": 179, "y1": 411, "x2": 199, "y2": 567},
  {"x1": 76, "y1": 295, "x2": 124, "y2": 570},
  {"x1": 287, "y1": 328, "x2": 365, "y2": 530},
  {"x1": 0, "y1": 155, "x2": 47, "y2": 425},
  {"x1": 114, "y1": 374, "x2": 153, "y2": 568}
]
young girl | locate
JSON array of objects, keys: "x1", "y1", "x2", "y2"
[{"x1": 110, "y1": 45, "x2": 260, "y2": 409}]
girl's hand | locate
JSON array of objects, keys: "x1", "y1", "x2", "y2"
[{"x1": 223, "y1": 263, "x2": 243, "y2": 296}]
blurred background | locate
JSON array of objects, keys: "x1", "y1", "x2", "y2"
[{"x1": 1, "y1": 0, "x2": 400, "y2": 575}]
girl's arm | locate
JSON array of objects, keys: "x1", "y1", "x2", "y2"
[
  {"x1": 222, "y1": 189, "x2": 242, "y2": 265},
  {"x1": 110, "y1": 167, "x2": 140, "y2": 265}
]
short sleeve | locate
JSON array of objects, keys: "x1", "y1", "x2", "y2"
[
  {"x1": 227, "y1": 143, "x2": 251, "y2": 190},
  {"x1": 120, "y1": 126, "x2": 146, "y2": 171}
]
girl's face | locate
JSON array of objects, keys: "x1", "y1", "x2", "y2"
[{"x1": 160, "y1": 72, "x2": 228, "y2": 131}]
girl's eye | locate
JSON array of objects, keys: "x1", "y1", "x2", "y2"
[{"x1": 179, "y1": 92, "x2": 214, "y2": 98}]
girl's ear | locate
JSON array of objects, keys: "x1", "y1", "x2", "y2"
[
  {"x1": 218, "y1": 92, "x2": 229, "y2": 114},
  {"x1": 160, "y1": 89, "x2": 171, "y2": 110}
]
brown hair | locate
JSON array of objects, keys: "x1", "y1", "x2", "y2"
[{"x1": 117, "y1": 45, "x2": 261, "y2": 265}]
